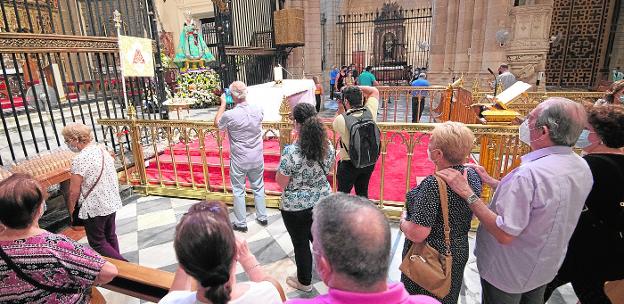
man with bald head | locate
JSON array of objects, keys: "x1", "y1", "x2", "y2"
[
  {"x1": 437, "y1": 98, "x2": 593, "y2": 303},
  {"x1": 214, "y1": 81, "x2": 267, "y2": 232},
  {"x1": 286, "y1": 193, "x2": 439, "y2": 304}
]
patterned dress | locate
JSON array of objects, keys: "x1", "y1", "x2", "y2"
[
  {"x1": 0, "y1": 232, "x2": 106, "y2": 303},
  {"x1": 401, "y1": 165, "x2": 482, "y2": 304}
]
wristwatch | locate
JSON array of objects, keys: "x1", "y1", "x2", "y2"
[{"x1": 466, "y1": 193, "x2": 480, "y2": 205}]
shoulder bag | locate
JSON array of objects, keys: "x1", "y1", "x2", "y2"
[
  {"x1": 71, "y1": 148, "x2": 106, "y2": 226},
  {"x1": 399, "y1": 174, "x2": 453, "y2": 299},
  {"x1": 0, "y1": 245, "x2": 82, "y2": 294}
]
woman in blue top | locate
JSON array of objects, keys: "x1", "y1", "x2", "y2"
[{"x1": 276, "y1": 102, "x2": 335, "y2": 292}]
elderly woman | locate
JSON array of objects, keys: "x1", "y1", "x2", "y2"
[
  {"x1": 545, "y1": 104, "x2": 624, "y2": 303},
  {"x1": 62, "y1": 122, "x2": 125, "y2": 260},
  {"x1": 0, "y1": 174, "x2": 117, "y2": 303},
  {"x1": 596, "y1": 79, "x2": 624, "y2": 106},
  {"x1": 160, "y1": 201, "x2": 283, "y2": 304},
  {"x1": 400, "y1": 121, "x2": 482, "y2": 303}
]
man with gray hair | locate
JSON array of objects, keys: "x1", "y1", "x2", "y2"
[
  {"x1": 214, "y1": 81, "x2": 267, "y2": 232},
  {"x1": 286, "y1": 193, "x2": 439, "y2": 304},
  {"x1": 437, "y1": 97, "x2": 593, "y2": 303}
]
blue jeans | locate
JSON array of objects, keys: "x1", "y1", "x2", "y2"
[{"x1": 229, "y1": 162, "x2": 267, "y2": 227}]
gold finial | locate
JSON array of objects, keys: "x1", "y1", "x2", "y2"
[{"x1": 279, "y1": 96, "x2": 291, "y2": 122}]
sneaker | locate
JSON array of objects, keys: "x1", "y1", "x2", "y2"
[
  {"x1": 256, "y1": 218, "x2": 268, "y2": 226},
  {"x1": 286, "y1": 275, "x2": 312, "y2": 292},
  {"x1": 232, "y1": 224, "x2": 248, "y2": 233}
]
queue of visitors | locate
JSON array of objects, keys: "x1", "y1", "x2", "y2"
[{"x1": 1, "y1": 74, "x2": 623, "y2": 304}]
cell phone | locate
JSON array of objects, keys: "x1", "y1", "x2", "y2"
[{"x1": 224, "y1": 88, "x2": 234, "y2": 109}]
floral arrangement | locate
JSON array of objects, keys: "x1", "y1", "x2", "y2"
[{"x1": 174, "y1": 68, "x2": 221, "y2": 108}]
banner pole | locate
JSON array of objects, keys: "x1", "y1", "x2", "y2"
[{"x1": 113, "y1": 10, "x2": 133, "y2": 118}]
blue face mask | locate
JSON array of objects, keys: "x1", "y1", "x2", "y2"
[
  {"x1": 575, "y1": 129, "x2": 593, "y2": 149},
  {"x1": 619, "y1": 95, "x2": 624, "y2": 104}
]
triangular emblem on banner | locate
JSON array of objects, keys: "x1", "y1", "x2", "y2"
[{"x1": 133, "y1": 49, "x2": 146, "y2": 64}]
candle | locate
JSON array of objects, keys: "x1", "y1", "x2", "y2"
[{"x1": 274, "y1": 66, "x2": 283, "y2": 82}]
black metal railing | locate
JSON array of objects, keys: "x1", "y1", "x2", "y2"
[
  {"x1": 0, "y1": 0, "x2": 165, "y2": 166},
  {"x1": 335, "y1": 6, "x2": 433, "y2": 85}
]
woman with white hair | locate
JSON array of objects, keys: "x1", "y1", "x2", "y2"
[
  {"x1": 62, "y1": 122, "x2": 125, "y2": 260},
  {"x1": 400, "y1": 122, "x2": 482, "y2": 303}
]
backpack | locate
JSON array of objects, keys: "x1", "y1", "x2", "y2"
[{"x1": 341, "y1": 107, "x2": 381, "y2": 168}]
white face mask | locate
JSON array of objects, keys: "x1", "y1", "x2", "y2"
[
  {"x1": 574, "y1": 129, "x2": 593, "y2": 149},
  {"x1": 518, "y1": 120, "x2": 532, "y2": 145},
  {"x1": 68, "y1": 145, "x2": 80, "y2": 153},
  {"x1": 427, "y1": 149, "x2": 432, "y2": 162}
]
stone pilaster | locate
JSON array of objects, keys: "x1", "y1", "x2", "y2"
[{"x1": 285, "y1": 0, "x2": 322, "y2": 81}]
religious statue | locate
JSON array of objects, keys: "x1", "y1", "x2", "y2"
[
  {"x1": 174, "y1": 11, "x2": 215, "y2": 70},
  {"x1": 383, "y1": 33, "x2": 395, "y2": 61}
]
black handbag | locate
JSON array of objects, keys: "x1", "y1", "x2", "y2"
[{"x1": 71, "y1": 149, "x2": 106, "y2": 227}]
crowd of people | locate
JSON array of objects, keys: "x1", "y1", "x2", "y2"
[{"x1": 0, "y1": 76, "x2": 623, "y2": 304}]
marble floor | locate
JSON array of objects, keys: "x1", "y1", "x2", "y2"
[{"x1": 90, "y1": 196, "x2": 579, "y2": 304}]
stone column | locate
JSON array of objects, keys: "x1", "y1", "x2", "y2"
[
  {"x1": 427, "y1": 0, "x2": 449, "y2": 84},
  {"x1": 285, "y1": 0, "x2": 322, "y2": 80}
]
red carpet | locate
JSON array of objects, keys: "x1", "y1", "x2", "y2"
[{"x1": 145, "y1": 132, "x2": 435, "y2": 202}]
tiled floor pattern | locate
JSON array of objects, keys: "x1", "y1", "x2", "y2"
[{"x1": 90, "y1": 196, "x2": 579, "y2": 303}]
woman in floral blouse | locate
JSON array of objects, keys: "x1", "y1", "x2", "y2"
[{"x1": 276, "y1": 103, "x2": 335, "y2": 292}]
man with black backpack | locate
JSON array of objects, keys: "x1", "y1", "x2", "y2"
[{"x1": 332, "y1": 86, "x2": 381, "y2": 198}]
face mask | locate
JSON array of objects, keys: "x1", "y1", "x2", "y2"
[
  {"x1": 619, "y1": 95, "x2": 624, "y2": 104},
  {"x1": 519, "y1": 120, "x2": 532, "y2": 145},
  {"x1": 68, "y1": 145, "x2": 80, "y2": 153},
  {"x1": 574, "y1": 129, "x2": 593, "y2": 149},
  {"x1": 427, "y1": 149, "x2": 432, "y2": 162}
]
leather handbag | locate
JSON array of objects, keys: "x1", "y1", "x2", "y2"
[
  {"x1": 399, "y1": 174, "x2": 453, "y2": 299},
  {"x1": 71, "y1": 149, "x2": 106, "y2": 227}
]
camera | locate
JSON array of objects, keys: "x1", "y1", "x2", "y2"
[{"x1": 334, "y1": 91, "x2": 347, "y2": 109}]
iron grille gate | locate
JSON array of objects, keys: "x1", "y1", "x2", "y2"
[
  {"x1": 335, "y1": 5, "x2": 432, "y2": 85},
  {"x1": 0, "y1": 0, "x2": 165, "y2": 166},
  {"x1": 210, "y1": 0, "x2": 282, "y2": 87}
]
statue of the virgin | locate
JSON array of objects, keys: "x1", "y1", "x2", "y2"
[{"x1": 174, "y1": 11, "x2": 215, "y2": 69}]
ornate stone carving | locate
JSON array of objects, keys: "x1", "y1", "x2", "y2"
[{"x1": 0, "y1": 33, "x2": 140, "y2": 53}]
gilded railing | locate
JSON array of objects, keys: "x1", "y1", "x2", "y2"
[
  {"x1": 99, "y1": 116, "x2": 526, "y2": 218},
  {"x1": 377, "y1": 86, "x2": 456, "y2": 123},
  {"x1": 472, "y1": 89, "x2": 604, "y2": 117}
]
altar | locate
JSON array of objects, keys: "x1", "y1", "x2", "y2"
[{"x1": 246, "y1": 79, "x2": 316, "y2": 121}]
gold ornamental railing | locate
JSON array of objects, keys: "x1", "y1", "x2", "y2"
[
  {"x1": 377, "y1": 81, "x2": 605, "y2": 124},
  {"x1": 377, "y1": 85, "x2": 455, "y2": 123},
  {"x1": 99, "y1": 110, "x2": 527, "y2": 218}
]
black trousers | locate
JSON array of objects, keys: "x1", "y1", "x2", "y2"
[
  {"x1": 337, "y1": 160, "x2": 375, "y2": 198},
  {"x1": 281, "y1": 207, "x2": 314, "y2": 286},
  {"x1": 315, "y1": 94, "x2": 321, "y2": 113},
  {"x1": 412, "y1": 96, "x2": 426, "y2": 123},
  {"x1": 544, "y1": 274, "x2": 612, "y2": 304},
  {"x1": 329, "y1": 82, "x2": 335, "y2": 99}
]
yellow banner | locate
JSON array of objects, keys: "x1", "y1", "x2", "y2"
[{"x1": 119, "y1": 35, "x2": 154, "y2": 77}]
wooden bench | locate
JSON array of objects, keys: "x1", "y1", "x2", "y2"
[
  {"x1": 102, "y1": 257, "x2": 286, "y2": 303},
  {"x1": 103, "y1": 257, "x2": 175, "y2": 303}
]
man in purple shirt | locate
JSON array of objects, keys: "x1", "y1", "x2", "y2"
[
  {"x1": 437, "y1": 97, "x2": 593, "y2": 304},
  {"x1": 214, "y1": 81, "x2": 267, "y2": 232},
  {"x1": 286, "y1": 193, "x2": 440, "y2": 304}
]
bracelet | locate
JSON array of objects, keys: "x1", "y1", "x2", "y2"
[{"x1": 244, "y1": 263, "x2": 261, "y2": 271}]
